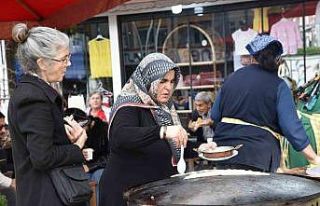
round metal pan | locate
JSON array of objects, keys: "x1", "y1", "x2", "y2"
[{"x1": 124, "y1": 170, "x2": 320, "y2": 205}]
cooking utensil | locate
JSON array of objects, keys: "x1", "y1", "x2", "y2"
[
  {"x1": 125, "y1": 172, "x2": 320, "y2": 205},
  {"x1": 233, "y1": 144, "x2": 243, "y2": 150},
  {"x1": 177, "y1": 146, "x2": 186, "y2": 174}
]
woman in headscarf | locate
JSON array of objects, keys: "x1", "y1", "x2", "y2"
[
  {"x1": 209, "y1": 35, "x2": 320, "y2": 172},
  {"x1": 99, "y1": 53, "x2": 188, "y2": 206}
]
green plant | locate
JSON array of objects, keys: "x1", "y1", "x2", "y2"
[
  {"x1": 297, "y1": 47, "x2": 320, "y2": 55},
  {"x1": 0, "y1": 194, "x2": 7, "y2": 206}
]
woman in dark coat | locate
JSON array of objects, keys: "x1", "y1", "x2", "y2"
[
  {"x1": 99, "y1": 53, "x2": 189, "y2": 206},
  {"x1": 64, "y1": 107, "x2": 109, "y2": 206},
  {"x1": 209, "y1": 35, "x2": 320, "y2": 172},
  {"x1": 8, "y1": 23, "x2": 88, "y2": 206}
]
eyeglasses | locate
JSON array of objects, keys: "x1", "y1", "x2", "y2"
[
  {"x1": 49, "y1": 53, "x2": 71, "y2": 64},
  {"x1": 0, "y1": 124, "x2": 8, "y2": 130}
]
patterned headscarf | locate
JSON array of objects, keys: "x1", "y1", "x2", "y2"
[
  {"x1": 246, "y1": 34, "x2": 283, "y2": 57},
  {"x1": 109, "y1": 53, "x2": 182, "y2": 163}
]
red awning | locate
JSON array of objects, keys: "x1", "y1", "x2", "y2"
[{"x1": 0, "y1": 0, "x2": 129, "y2": 40}]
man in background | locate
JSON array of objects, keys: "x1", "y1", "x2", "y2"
[{"x1": 188, "y1": 91, "x2": 215, "y2": 143}]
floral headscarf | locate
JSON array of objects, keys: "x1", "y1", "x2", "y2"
[{"x1": 109, "y1": 53, "x2": 182, "y2": 163}]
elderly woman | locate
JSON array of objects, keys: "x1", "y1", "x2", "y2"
[
  {"x1": 8, "y1": 23, "x2": 88, "y2": 206},
  {"x1": 208, "y1": 35, "x2": 320, "y2": 172},
  {"x1": 99, "y1": 53, "x2": 188, "y2": 206}
]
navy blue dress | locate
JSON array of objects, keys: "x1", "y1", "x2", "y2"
[{"x1": 211, "y1": 65, "x2": 309, "y2": 172}]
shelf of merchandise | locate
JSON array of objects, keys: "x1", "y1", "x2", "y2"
[
  {"x1": 176, "y1": 61, "x2": 212, "y2": 67},
  {"x1": 176, "y1": 60, "x2": 224, "y2": 67},
  {"x1": 162, "y1": 24, "x2": 220, "y2": 120},
  {"x1": 176, "y1": 85, "x2": 215, "y2": 90},
  {"x1": 176, "y1": 110, "x2": 192, "y2": 114}
]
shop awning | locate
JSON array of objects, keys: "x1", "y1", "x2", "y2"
[{"x1": 0, "y1": 0, "x2": 129, "y2": 40}]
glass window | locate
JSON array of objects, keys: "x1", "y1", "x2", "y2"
[
  {"x1": 61, "y1": 19, "x2": 113, "y2": 107},
  {"x1": 119, "y1": 1, "x2": 317, "y2": 128}
]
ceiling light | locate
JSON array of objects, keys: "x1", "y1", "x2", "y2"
[
  {"x1": 171, "y1": 4, "x2": 182, "y2": 14},
  {"x1": 194, "y1": 6, "x2": 204, "y2": 16}
]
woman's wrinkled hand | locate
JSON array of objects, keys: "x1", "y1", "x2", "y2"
[
  {"x1": 64, "y1": 115, "x2": 88, "y2": 149},
  {"x1": 165, "y1": 125, "x2": 188, "y2": 148}
]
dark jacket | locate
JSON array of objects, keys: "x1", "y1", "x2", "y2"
[
  {"x1": 99, "y1": 107, "x2": 176, "y2": 206},
  {"x1": 85, "y1": 116, "x2": 109, "y2": 172},
  {"x1": 212, "y1": 65, "x2": 284, "y2": 172},
  {"x1": 8, "y1": 74, "x2": 85, "y2": 206}
]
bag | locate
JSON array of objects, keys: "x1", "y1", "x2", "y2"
[{"x1": 49, "y1": 165, "x2": 93, "y2": 205}]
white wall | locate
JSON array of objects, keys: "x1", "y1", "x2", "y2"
[
  {"x1": 0, "y1": 40, "x2": 9, "y2": 120},
  {"x1": 108, "y1": 15, "x2": 122, "y2": 101}
]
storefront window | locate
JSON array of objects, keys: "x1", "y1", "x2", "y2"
[
  {"x1": 267, "y1": 4, "x2": 304, "y2": 85},
  {"x1": 60, "y1": 19, "x2": 114, "y2": 108},
  {"x1": 225, "y1": 9, "x2": 255, "y2": 72},
  {"x1": 121, "y1": 19, "x2": 158, "y2": 80},
  {"x1": 119, "y1": 0, "x2": 318, "y2": 127}
]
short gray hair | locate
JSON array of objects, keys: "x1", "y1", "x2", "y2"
[
  {"x1": 195, "y1": 91, "x2": 212, "y2": 104},
  {"x1": 12, "y1": 23, "x2": 69, "y2": 73},
  {"x1": 89, "y1": 91, "x2": 103, "y2": 99}
]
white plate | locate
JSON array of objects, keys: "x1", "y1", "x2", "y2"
[
  {"x1": 199, "y1": 150, "x2": 238, "y2": 161},
  {"x1": 306, "y1": 166, "x2": 320, "y2": 177}
]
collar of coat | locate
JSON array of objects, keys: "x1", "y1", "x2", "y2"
[{"x1": 19, "y1": 74, "x2": 61, "y2": 104}]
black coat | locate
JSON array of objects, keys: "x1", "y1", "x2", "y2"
[
  {"x1": 8, "y1": 74, "x2": 85, "y2": 206},
  {"x1": 99, "y1": 107, "x2": 176, "y2": 206},
  {"x1": 85, "y1": 116, "x2": 109, "y2": 172}
]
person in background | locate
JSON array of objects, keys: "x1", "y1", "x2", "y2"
[
  {"x1": 172, "y1": 90, "x2": 189, "y2": 110},
  {"x1": 0, "y1": 112, "x2": 9, "y2": 148},
  {"x1": 0, "y1": 112, "x2": 15, "y2": 206},
  {"x1": 87, "y1": 91, "x2": 111, "y2": 123},
  {"x1": 208, "y1": 35, "x2": 320, "y2": 172},
  {"x1": 8, "y1": 23, "x2": 88, "y2": 206},
  {"x1": 64, "y1": 108, "x2": 109, "y2": 206},
  {"x1": 188, "y1": 91, "x2": 214, "y2": 144},
  {"x1": 0, "y1": 171, "x2": 15, "y2": 206},
  {"x1": 99, "y1": 53, "x2": 189, "y2": 206},
  {"x1": 0, "y1": 112, "x2": 14, "y2": 176}
]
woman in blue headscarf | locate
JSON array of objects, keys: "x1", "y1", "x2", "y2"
[
  {"x1": 99, "y1": 53, "x2": 188, "y2": 206},
  {"x1": 209, "y1": 35, "x2": 320, "y2": 172}
]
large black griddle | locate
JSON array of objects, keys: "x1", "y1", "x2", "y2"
[{"x1": 124, "y1": 170, "x2": 320, "y2": 205}]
